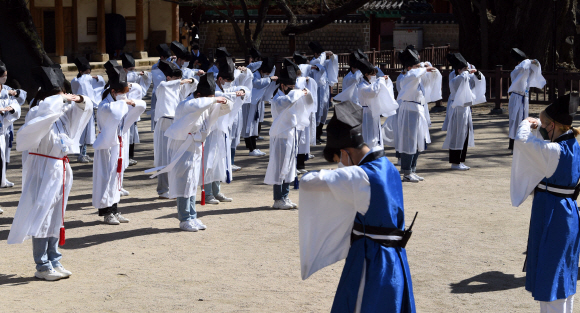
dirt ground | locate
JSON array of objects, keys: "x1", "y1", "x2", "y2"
[{"x1": 0, "y1": 67, "x2": 576, "y2": 312}]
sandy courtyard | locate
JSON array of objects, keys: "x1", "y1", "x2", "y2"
[{"x1": 0, "y1": 67, "x2": 576, "y2": 312}]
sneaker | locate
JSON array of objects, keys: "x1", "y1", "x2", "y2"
[
  {"x1": 53, "y1": 266, "x2": 72, "y2": 278},
  {"x1": 451, "y1": 164, "x2": 469, "y2": 171},
  {"x1": 248, "y1": 150, "x2": 262, "y2": 156},
  {"x1": 77, "y1": 155, "x2": 91, "y2": 163},
  {"x1": 159, "y1": 192, "x2": 170, "y2": 199},
  {"x1": 115, "y1": 213, "x2": 129, "y2": 223},
  {"x1": 403, "y1": 175, "x2": 420, "y2": 183},
  {"x1": 129, "y1": 159, "x2": 138, "y2": 166},
  {"x1": 35, "y1": 268, "x2": 65, "y2": 281},
  {"x1": 460, "y1": 163, "x2": 471, "y2": 170},
  {"x1": 285, "y1": 197, "x2": 298, "y2": 209},
  {"x1": 87, "y1": 156, "x2": 93, "y2": 162},
  {"x1": 120, "y1": 188, "x2": 130, "y2": 197},
  {"x1": 104, "y1": 213, "x2": 120, "y2": 225},
  {"x1": 0, "y1": 207, "x2": 3, "y2": 214},
  {"x1": 257, "y1": 136, "x2": 265, "y2": 141},
  {"x1": 179, "y1": 220, "x2": 198, "y2": 232},
  {"x1": 318, "y1": 138, "x2": 326, "y2": 143},
  {"x1": 193, "y1": 218, "x2": 207, "y2": 230},
  {"x1": 272, "y1": 199, "x2": 294, "y2": 210},
  {"x1": 255, "y1": 149, "x2": 266, "y2": 156},
  {"x1": 205, "y1": 195, "x2": 220, "y2": 204},
  {"x1": 296, "y1": 169, "x2": 307, "y2": 174},
  {"x1": 411, "y1": 173, "x2": 424, "y2": 181},
  {"x1": 397, "y1": 158, "x2": 401, "y2": 166},
  {"x1": 1, "y1": 180, "x2": 14, "y2": 188},
  {"x1": 232, "y1": 164, "x2": 241, "y2": 172},
  {"x1": 308, "y1": 154, "x2": 315, "y2": 159},
  {"x1": 214, "y1": 193, "x2": 232, "y2": 202}
]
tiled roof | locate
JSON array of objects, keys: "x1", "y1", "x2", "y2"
[
  {"x1": 199, "y1": 14, "x2": 368, "y2": 24},
  {"x1": 358, "y1": 0, "x2": 433, "y2": 13},
  {"x1": 396, "y1": 13, "x2": 456, "y2": 24}
]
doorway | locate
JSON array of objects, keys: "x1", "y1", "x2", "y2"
[{"x1": 43, "y1": 10, "x2": 56, "y2": 54}]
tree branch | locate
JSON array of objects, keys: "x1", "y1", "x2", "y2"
[
  {"x1": 239, "y1": 0, "x2": 253, "y2": 50},
  {"x1": 252, "y1": 0, "x2": 271, "y2": 48},
  {"x1": 275, "y1": 0, "x2": 297, "y2": 26}
]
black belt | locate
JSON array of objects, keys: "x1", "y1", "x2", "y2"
[
  {"x1": 510, "y1": 92, "x2": 525, "y2": 97},
  {"x1": 161, "y1": 116, "x2": 174, "y2": 120},
  {"x1": 350, "y1": 212, "x2": 417, "y2": 248},
  {"x1": 535, "y1": 181, "x2": 580, "y2": 200}
]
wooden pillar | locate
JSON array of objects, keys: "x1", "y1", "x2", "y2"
[
  {"x1": 72, "y1": 0, "x2": 78, "y2": 53},
  {"x1": 491, "y1": 65, "x2": 504, "y2": 114},
  {"x1": 288, "y1": 33, "x2": 296, "y2": 55},
  {"x1": 112, "y1": 0, "x2": 117, "y2": 14},
  {"x1": 172, "y1": 2, "x2": 179, "y2": 42},
  {"x1": 93, "y1": 0, "x2": 109, "y2": 61},
  {"x1": 54, "y1": 0, "x2": 66, "y2": 63},
  {"x1": 133, "y1": 0, "x2": 147, "y2": 59}
]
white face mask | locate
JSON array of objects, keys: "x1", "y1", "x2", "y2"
[
  {"x1": 337, "y1": 150, "x2": 351, "y2": 168},
  {"x1": 116, "y1": 93, "x2": 127, "y2": 101},
  {"x1": 182, "y1": 62, "x2": 190, "y2": 68},
  {"x1": 369, "y1": 76, "x2": 377, "y2": 83},
  {"x1": 222, "y1": 81, "x2": 232, "y2": 89},
  {"x1": 0, "y1": 76, "x2": 6, "y2": 85}
]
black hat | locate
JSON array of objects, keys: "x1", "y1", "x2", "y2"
[
  {"x1": 308, "y1": 41, "x2": 324, "y2": 54},
  {"x1": 32, "y1": 66, "x2": 64, "y2": 91},
  {"x1": 171, "y1": 41, "x2": 188, "y2": 59},
  {"x1": 356, "y1": 49, "x2": 369, "y2": 61},
  {"x1": 215, "y1": 47, "x2": 231, "y2": 59},
  {"x1": 293, "y1": 51, "x2": 308, "y2": 65},
  {"x1": 545, "y1": 93, "x2": 579, "y2": 126},
  {"x1": 358, "y1": 59, "x2": 375, "y2": 75},
  {"x1": 73, "y1": 57, "x2": 91, "y2": 72},
  {"x1": 446, "y1": 53, "x2": 468, "y2": 70},
  {"x1": 405, "y1": 45, "x2": 418, "y2": 53},
  {"x1": 259, "y1": 57, "x2": 275, "y2": 73},
  {"x1": 278, "y1": 59, "x2": 298, "y2": 86},
  {"x1": 0, "y1": 61, "x2": 6, "y2": 77},
  {"x1": 249, "y1": 47, "x2": 261, "y2": 60},
  {"x1": 399, "y1": 48, "x2": 420, "y2": 68},
  {"x1": 349, "y1": 51, "x2": 364, "y2": 68},
  {"x1": 156, "y1": 44, "x2": 172, "y2": 58},
  {"x1": 511, "y1": 48, "x2": 527, "y2": 63},
  {"x1": 158, "y1": 60, "x2": 182, "y2": 78},
  {"x1": 218, "y1": 57, "x2": 236, "y2": 81},
  {"x1": 104, "y1": 61, "x2": 127, "y2": 90},
  {"x1": 325, "y1": 100, "x2": 365, "y2": 151},
  {"x1": 121, "y1": 53, "x2": 135, "y2": 69},
  {"x1": 196, "y1": 73, "x2": 216, "y2": 97}
]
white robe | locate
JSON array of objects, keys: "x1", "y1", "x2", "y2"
[
  {"x1": 71, "y1": 74, "x2": 104, "y2": 146},
  {"x1": 126, "y1": 71, "x2": 152, "y2": 98},
  {"x1": 357, "y1": 77, "x2": 398, "y2": 149},
  {"x1": 230, "y1": 68, "x2": 253, "y2": 149},
  {"x1": 508, "y1": 60, "x2": 546, "y2": 139},
  {"x1": 264, "y1": 89, "x2": 314, "y2": 185},
  {"x1": 0, "y1": 96, "x2": 20, "y2": 186},
  {"x1": 244, "y1": 73, "x2": 276, "y2": 137},
  {"x1": 296, "y1": 77, "x2": 318, "y2": 154},
  {"x1": 149, "y1": 67, "x2": 167, "y2": 130},
  {"x1": 92, "y1": 94, "x2": 146, "y2": 209},
  {"x1": 0, "y1": 85, "x2": 26, "y2": 163},
  {"x1": 8, "y1": 94, "x2": 93, "y2": 244}
]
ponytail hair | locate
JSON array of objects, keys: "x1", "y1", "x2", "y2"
[
  {"x1": 30, "y1": 87, "x2": 64, "y2": 108},
  {"x1": 102, "y1": 84, "x2": 130, "y2": 101}
]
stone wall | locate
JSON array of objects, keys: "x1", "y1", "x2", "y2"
[
  {"x1": 198, "y1": 22, "x2": 370, "y2": 58},
  {"x1": 410, "y1": 23, "x2": 459, "y2": 49}
]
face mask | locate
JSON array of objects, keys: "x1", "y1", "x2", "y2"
[
  {"x1": 116, "y1": 93, "x2": 127, "y2": 101},
  {"x1": 222, "y1": 81, "x2": 232, "y2": 89},
  {"x1": 182, "y1": 62, "x2": 190, "y2": 68},
  {"x1": 283, "y1": 86, "x2": 292, "y2": 95},
  {"x1": 338, "y1": 150, "x2": 352, "y2": 168},
  {"x1": 369, "y1": 76, "x2": 377, "y2": 83},
  {"x1": 539, "y1": 124, "x2": 552, "y2": 141},
  {"x1": 0, "y1": 76, "x2": 6, "y2": 85}
]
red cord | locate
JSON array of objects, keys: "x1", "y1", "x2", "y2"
[{"x1": 201, "y1": 142, "x2": 205, "y2": 205}]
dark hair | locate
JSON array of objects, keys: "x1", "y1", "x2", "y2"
[
  {"x1": 192, "y1": 45, "x2": 200, "y2": 50},
  {"x1": 362, "y1": 68, "x2": 379, "y2": 83},
  {"x1": 102, "y1": 85, "x2": 130, "y2": 101},
  {"x1": 323, "y1": 146, "x2": 341, "y2": 163},
  {"x1": 30, "y1": 87, "x2": 64, "y2": 108}
]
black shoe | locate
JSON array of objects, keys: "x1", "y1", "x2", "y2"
[{"x1": 317, "y1": 138, "x2": 326, "y2": 143}]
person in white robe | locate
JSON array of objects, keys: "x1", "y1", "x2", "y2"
[
  {"x1": 507, "y1": 48, "x2": 546, "y2": 150},
  {"x1": 154, "y1": 60, "x2": 199, "y2": 199},
  {"x1": 207, "y1": 47, "x2": 231, "y2": 76},
  {"x1": 0, "y1": 60, "x2": 24, "y2": 191},
  {"x1": 149, "y1": 43, "x2": 173, "y2": 131},
  {"x1": 71, "y1": 57, "x2": 104, "y2": 163},
  {"x1": 442, "y1": 53, "x2": 487, "y2": 170},
  {"x1": 396, "y1": 48, "x2": 440, "y2": 183},
  {"x1": 8, "y1": 66, "x2": 93, "y2": 281},
  {"x1": 121, "y1": 53, "x2": 152, "y2": 166},
  {"x1": 264, "y1": 59, "x2": 314, "y2": 210},
  {"x1": 244, "y1": 57, "x2": 278, "y2": 156},
  {"x1": 229, "y1": 63, "x2": 254, "y2": 171},
  {"x1": 146, "y1": 72, "x2": 232, "y2": 232},
  {"x1": 92, "y1": 61, "x2": 146, "y2": 225}
]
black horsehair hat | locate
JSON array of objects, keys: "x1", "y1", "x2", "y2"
[
  {"x1": 545, "y1": 93, "x2": 579, "y2": 126},
  {"x1": 171, "y1": 41, "x2": 188, "y2": 59},
  {"x1": 33, "y1": 66, "x2": 65, "y2": 91},
  {"x1": 73, "y1": 57, "x2": 91, "y2": 72},
  {"x1": 293, "y1": 51, "x2": 308, "y2": 65},
  {"x1": 446, "y1": 53, "x2": 468, "y2": 70},
  {"x1": 156, "y1": 43, "x2": 172, "y2": 58},
  {"x1": 121, "y1": 53, "x2": 135, "y2": 69},
  {"x1": 511, "y1": 48, "x2": 527, "y2": 63},
  {"x1": 358, "y1": 58, "x2": 375, "y2": 76},
  {"x1": 215, "y1": 47, "x2": 231, "y2": 59},
  {"x1": 218, "y1": 57, "x2": 236, "y2": 81},
  {"x1": 249, "y1": 47, "x2": 261, "y2": 60},
  {"x1": 259, "y1": 57, "x2": 275, "y2": 73},
  {"x1": 325, "y1": 100, "x2": 365, "y2": 153},
  {"x1": 308, "y1": 41, "x2": 324, "y2": 54},
  {"x1": 158, "y1": 60, "x2": 182, "y2": 78},
  {"x1": 399, "y1": 48, "x2": 421, "y2": 68},
  {"x1": 278, "y1": 59, "x2": 298, "y2": 86},
  {"x1": 196, "y1": 72, "x2": 216, "y2": 97},
  {"x1": 104, "y1": 60, "x2": 127, "y2": 90}
]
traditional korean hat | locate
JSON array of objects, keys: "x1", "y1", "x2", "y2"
[
  {"x1": 171, "y1": 41, "x2": 188, "y2": 59},
  {"x1": 158, "y1": 60, "x2": 182, "y2": 78},
  {"x1": 406, "y1": 44, "x2": 418, "y2": 54},
  {"x1": 104, "y1": 60, "x2": 127, "y2": 90},
  {"x1": 156, "y1": 43, "x2": 172, "y2": 58},
  {"x1": 358, "y1": 58, "x2": 375, "y2": 75},
  {"x1": 324, "y1": 100, "x2": 364, "y2": 152},
  {"x1": 545, "y1": 92, "x2": 579, "y2": 126},
  {"x1": 121, "y1": 53, "x2": 135, "y2": 69},
  {"x1": 196, "y1": 72, "x2": 216, "y2": 97},
  {"x1": 73, "y1": 57, "x2": 91, "y2": 72},
  {"x1": 259, "y1": 57, "x2": 275, "y2": 73},
  {"x1": 399, "y1": 48, "x2": 421, "y2": 68},
  {"x1": 308, "y1": 41, "x2": 324, "y2": 54},
  {"x1": 356, "y1": 49, "x2": 369, "y2": 61},
  {"x1": 446, "y1": 53, "x2": 468, "y2": 70},
  {"x1": 249, "y1": 47, "x2": 261, "y2": 60},
  {"x1": 293, "y1": 51, "x2": 308, "y2": 65},
  {"x1": 218, "y1": 57, "x2": 236, "y2": 81},
  {"x1": 32, "y1": 66, "x2": 64, "y2": 91},
  {"x1": 278, "y1": 59, "x2": 298, "y2": 86},
  {"x1": 349, "y1": 51, "x2": 364, "y2": 68},
  {"x1": 511, "y1": 48, "x2": 527, "y2": 63},
  {"x1": 0, "y1": 60, "x2": 6, "y2": 76},
  {"x1": 215, "y1": 47, "x2": 231, "y2": 59}
]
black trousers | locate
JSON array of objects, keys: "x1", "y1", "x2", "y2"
[
  {"x1": 449, "y1": 132, "x2": 469, "y2": 164},
  {"x1": 244, "y1": 136, "x2": 258, "y2": 151},
  {"x1": 297, "y1": 153, "x2": 308, "y2": 169},
  {"x1": 508, "y1": 138, "x2": 515, "y2": 150},
  {"x1": 258, "y1": 122, "x2": 262, "y2": 135},
  {"x1": 98, "y1": 203, "x2": 118, "y2": 216},
  {"x1": 129, "y1": 143, "x2": 135, "y2": 159},
  {"x1": 316, "y1": 123, "x2": 324, "y2": 140}
]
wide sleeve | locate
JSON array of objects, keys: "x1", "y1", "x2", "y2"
[
  {"x1": 64, "y1": 97, "x2": 94, "y2": 153},
  {"x1": 423, "y1": 69, "x2": 443, "y2": 103},
  {"x1": 5, "y1": 86, "x2": 27, "y2": 105},
  {"x1": 179, "y1": 79, "x2": 198, "y2": 100},
  {"x1": 358, "y1": 78, "x2": 398, "y2": 118},
  {"x1": 164, "y1": 97, "x2": 217, "y2": 141},
  {"x1": 16, "y1": 95, "x2": 64, "y2": 151},
  {"x1": 121, "y1": 100, "x2": 146, "y2": 135},
  {"x1": 324, "y1": 54, "x2": 339, "y2": 85},
  {"x1": 246, "y1": 61, "x2": 261, "y2": 73},
  {"x1": 471, "y1": 72, "x2": 487, "y2": 105},
  {"x1": 528, "y1": 61, "x2": 547, "y2": 89},
  {"x1": 299, "y1": 167, "x2": 370, "y2": 280},
  {"x1": 93, "y1": 99, "x2": 127, "y2": 150},
  {"x1": 510, "y1": 120, "x2": 561, "y2": 207},
  {"x1": 2, "y1": 99, "x2": 21, "y2": 133},
  {"x1": 450, "y1": 72, "x2": 476, "y2": 108}
]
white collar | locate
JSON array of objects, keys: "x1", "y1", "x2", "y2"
[{"x1": 358, "y1": 146, "x2": 383, "y2": 165}]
